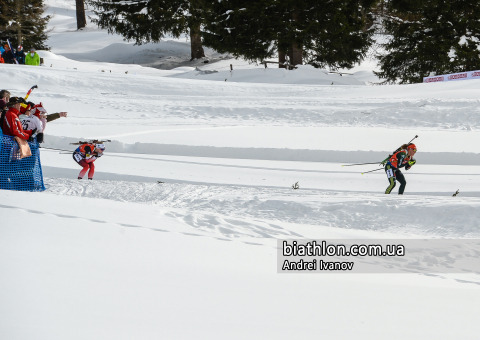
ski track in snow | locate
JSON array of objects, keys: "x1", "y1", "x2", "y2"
[
  {"x1": 45, "y1": 178, "x2": 480, "y2": 239},
  {"x1": 4, "y1": 200, "x2": 480, "y2": 286}
]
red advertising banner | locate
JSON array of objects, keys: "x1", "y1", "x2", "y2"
[{"x1": 423, "y1": 70, "x2": 480, "y2": 83}]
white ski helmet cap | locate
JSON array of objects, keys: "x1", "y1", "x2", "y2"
[
  {"x1": 96, "y1": 144, "x2": 105, "y2": 150},
  {"x1": 31, "y1": 103, "x2": 47, "y2": 115}
]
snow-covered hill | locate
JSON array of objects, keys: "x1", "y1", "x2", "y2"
[{"x1": 1, "y1": 2, "x2": 480, "y2": 340}]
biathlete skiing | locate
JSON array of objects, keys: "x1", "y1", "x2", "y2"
[
  {"x1": 383, "y1": 143, "x2": 417, "y2": 195},
  {"x1": 342, "y1": 136, "x2": 419, "y2": 195},
  {"x1": 73, "y1": 143, "x2": 105, "y2": 180}
]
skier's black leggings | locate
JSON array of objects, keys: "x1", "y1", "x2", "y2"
[{"x1": 385, "y1": 165, "x2": 406, "y2": 194}]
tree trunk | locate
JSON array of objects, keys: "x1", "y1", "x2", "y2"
[
  {"x1": 291, "y1": 43, "x2": 303, "y2": 66},
  {"x1": 287, "y1": 49, "x2": 293, "y2": 68},
  {"x1": 76, "y1": 0, "x2": 87, "y2": 30},
  {"x1": 290, "y1": 9, "x2": 303, "y2": 67},
  {"x1": 17, "y1": 27, "x2": 22, "y2": 46},
  {"x1": 278, "y1": 50, "x2": 286, "y2": 68},
  {"x1": 16, "y1": 0, "x2": 22, "y2": 46},
  {"x1": 190, "y1": 25, "x2": 205, "y2": 60}
]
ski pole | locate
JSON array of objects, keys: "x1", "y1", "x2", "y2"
[
  {"x1": 361, "y1": 168, "x2": 384, "y2": 175},
  {"x1": 342, "y1": 162, "x2": 382, "y2": 167},
  {"x1": 40, "y1": 147, "x2": 72, "y2": 152}
]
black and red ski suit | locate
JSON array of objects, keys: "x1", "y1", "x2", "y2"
[
  {"x1": 73, "y1": 143, "x2": 101, "y2": 179},
  {"x1": 385, "y1": 150, "x2": 415, "y2": 194}
]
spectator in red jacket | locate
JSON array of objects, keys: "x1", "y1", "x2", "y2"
[{"x1": 1, "y1": 97, "x2": 34, "y2": 140}]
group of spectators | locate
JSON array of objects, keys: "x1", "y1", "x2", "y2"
[
  {"x1": 0, "y1": 44, "x2": 40, "y2": 65},
  {"x1": 1, "y1": 89, "x2": 106, "y2": 181},
  {"x1": 0, "y1": 89, "x2": 67, "y2": 143}
]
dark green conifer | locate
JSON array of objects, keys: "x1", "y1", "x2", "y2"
[
  {"x1": 376, "y1": 0, "x2": 480, "y2": 83},
  {"x1": 202, "y1": 0, "x2": 375, "y2": 69},
  {"x1": 0, "y1": 0, "x2": 50, "y2": 50},
  {"x1": 88, "y1": 0, "x2": 206, "y2": 60}
]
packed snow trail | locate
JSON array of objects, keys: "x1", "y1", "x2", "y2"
[
  {"x1": 45, "y1": 178, "x2": 480, "y2": 238},
  {"x1": 39, "y1": 149, "x2": 480, "y2": 197}
]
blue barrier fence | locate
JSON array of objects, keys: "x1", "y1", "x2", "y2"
[{"x1": 0, "y1": 129, "x2": 45, "y2": 192}]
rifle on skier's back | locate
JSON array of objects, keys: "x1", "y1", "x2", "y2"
[
  {"x1": 342, "y1": 135, "x2": 419, "y2": 171},
  {"x1": 70, "y1": 139, "x2": 111, "y2": 146},
  {"x1": 381, "y1": 135, "x2": 418, "y2": 165}
]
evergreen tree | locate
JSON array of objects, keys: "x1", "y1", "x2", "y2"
[
  {"x1": 202, "y1": 0, "x2": 375, "y2": 69},
  {"x1": 0, "y1": 0, "x2": 50, "y2": 50},
  {"x1": 376, "y1": 0, "x2": 480, "y2": 84},
  {"x1": 88, "y1": 0, "x2": 206, "y2": 60}
]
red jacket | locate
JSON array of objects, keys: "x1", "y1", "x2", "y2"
[{"x1": 2, "y1": 107, "x2": 33, "y2": 140}]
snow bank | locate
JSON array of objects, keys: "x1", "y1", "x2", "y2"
[{"x1": 169, "y1": 64, "x2": 365, "y2": 85}]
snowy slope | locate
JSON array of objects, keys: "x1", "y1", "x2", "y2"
[
  {"x1": 3, "y1": 191, "x2": 480, "y2": 340},
  {"x1": 1, "y1": 2, "x2": 480, "y2": 340}
]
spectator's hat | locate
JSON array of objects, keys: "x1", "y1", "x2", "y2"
[
  {"x1": 18, "y1": 45, "x2": 22, "y2": 50},
  {"x1": 31, "y1": 102, "x2": 47, "y2": 117},
  {"x1": 7, "y1": 97, "x2": 26, "y2": 106},
  {"x1": 20, "y1": 103, "x2": 32, "y2": 114}
]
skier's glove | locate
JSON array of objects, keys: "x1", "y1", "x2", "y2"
[
  {"x1": 36, "y1": 132, "x2": 44, "y2": 143},
  {"x1": 406, "y1": 160, "x2": 416, "y2": 171}
]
